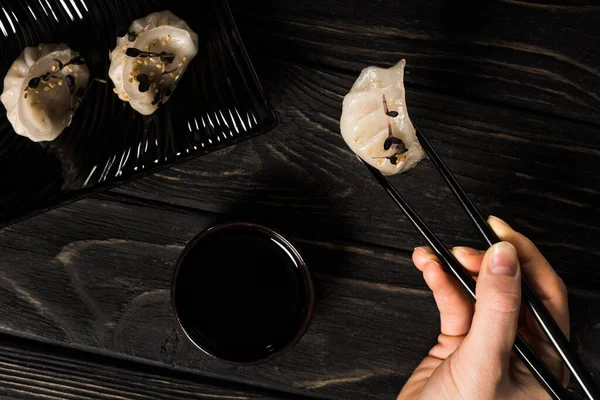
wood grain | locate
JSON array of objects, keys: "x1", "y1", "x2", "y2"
[
  {"x1": 0, "y1": 0, "x2": 599, "y2": 399},
  {"x1": 110, "y1": 59, "x2": 600, "y2": 290},
  {"x1": 0, "y1": 195, "x2": 598, "y2": 399},
  {"x1": 229, "y1": 0, "x2": 600, "y2": 124},
  {"x1": 0, "y1": 196, "x2": 433, "y2": 400},
  {"x1": 0, "y1": 334, "x2": 297, "y2": 399}
]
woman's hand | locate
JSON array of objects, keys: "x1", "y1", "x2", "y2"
[{"x1": 398, "y1": 216, "x2": 569, "y2": 400}]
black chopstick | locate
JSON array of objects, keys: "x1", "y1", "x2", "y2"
[
  {"x1": 361, "y1": 161, "x2": 569, "y2": 400},
  {"x1": 414, "y1": 124, "x2": 599, "y2": 400}
]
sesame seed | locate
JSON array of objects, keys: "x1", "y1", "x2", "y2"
[
  {"x1": 122, "y1": 45, "x2": 128, "y2": 50},
  {"x1": 66, "y1": 66, "x2": 73, "y2": 72},
  {"x1": 367, "y1": 151, "x2": 372, "y2": 156},
  {"x1": 161, "y1": 41, "x2": 166, "y2": 46},
  {"x1": 51, "y1": 65, "x2": 57, "y2": 72},
  {"x1": 49, "y1": 83, "x2": 56, "y2": 88},
  {"x1": 183, "y1": 56, "x2": 187, "y2": 61},
  {"x1": 144, "y1": 59, "x2": 148, "y2": 65},
  {"x1": 12, "y1": 66, "x2": 18, "y2": 71},
  {"x1": 58, "y1": 80, "x2": 63, "y2": 86},
  {"x1": 166, "y1": 35, "x2": 171, "y2": 42},
  {"x1": 155, "y1": 89, "x2": 159, "y2": 93},
  {"x1": 149, "y1": 72, "x2": 156, "y2": 76},
  {"x1": 178, "y1": 63, "x2": 183, "y2": 67},
  {"x1": 38, "y1": 44, "x2": 43, "y2": 50},
  {"x1": 376, "y1": 160, "x2": 383, "y2": 166},
  {"x1": 113, "y1": 88, "x2": 119, "y2": 94},
  {"x1": 159, "y1": 79, "x2": 165, "y2": 84},
  {"x1": 156, "y1": 63, "x2": 162, "y2": 69},
  {"x1": 128, "y1": 77, "x2": 133, "y2": 83},
  {"x1": 169, "y1": 72, "x2": 175, "y2": 78},
  {"x1": 137, "y1": 59, "x2": 143, "y2": 64},
  {"x1": 353, "y1": 135, "x2": 359, "y2": 143},
  {"x1": 115, "y1": 54, "x2": 120, "y2": 59},
  {"x1": 44, "y1": 87, "x2": 50, "y2": 91}
]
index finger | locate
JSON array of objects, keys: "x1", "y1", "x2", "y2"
[{"x1": 488, "y1": 216, "x2": 570, "y2": 339}]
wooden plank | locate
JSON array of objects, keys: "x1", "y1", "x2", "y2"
[
  {"x1": 109, "y1": 59, "x2": 600, "y2": 290},
  {"x1": 229, "y1": 0, "x2": 600, "y2": 124},
  {"x1": 0, "y1": 334, "x2": 298, "y2": 400},
  {"x1": 1, "y1": 2, "x2": 599, "y2": 399},
  {"x1": 0, "y1": 196, "x2": 598, "y2": 399}
]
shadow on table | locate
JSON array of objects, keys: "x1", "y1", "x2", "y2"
[{"x1": 211, "y1": 169, "x2": 354, "y2": 304}]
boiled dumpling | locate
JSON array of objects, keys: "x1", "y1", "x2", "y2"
[
  {"x1": 1, "y1": 44, "x2": 90, "y2": 142},
  {"x1": 108, "y1": 10, "x2": 199, "y2": 115},
  {"x1": 340, "y1": 60, "x2": 425, "y2": 175}
]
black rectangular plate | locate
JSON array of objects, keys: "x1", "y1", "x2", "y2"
[{"x1": 0, "y1": 0, "x2": 276, "y2": 228}]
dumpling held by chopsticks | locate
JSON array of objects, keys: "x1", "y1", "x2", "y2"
[{"x1": 340, "y1": 60, "x2": 425, "y2": 175}]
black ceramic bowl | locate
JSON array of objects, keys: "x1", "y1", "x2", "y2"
[{"x1": 171, "y1": 222, "x2": 314, "y2": 364}]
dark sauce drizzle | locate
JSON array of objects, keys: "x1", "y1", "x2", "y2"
[
  {"x1": 372, "y1": 94, "x2": 408, "y2": 165},
  {"x1": 24, "y1": 55, "x2": 88, "y2": 116},
  {"x1": 124, "y1": 47, "x2": 180, "y2": 107},
  {"x1": 125, "y1": 48, "x2": 175, "y2": 64}
]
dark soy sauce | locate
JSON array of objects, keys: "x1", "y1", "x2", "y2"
[{"x1": 172, "y1": 224, "x2": 313, "y2": 363}]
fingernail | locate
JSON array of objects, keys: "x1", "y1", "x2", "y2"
[
  {"x1": 488, "y1": 215, "x2": 511, "y2": 229},
  {"x1": 414, "y1": 246, "x2": 432, "y2": 255},
  {"x1": 452, "y1": 246, "x2": 484, "y2": 255},
  {"x1": 489, "y1": 242, "x2": 518, "y2": 277}
]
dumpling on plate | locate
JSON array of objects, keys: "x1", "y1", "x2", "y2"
[
  {"x1": 1, "y1": 44, "x2": 90, "y2": 142},
  {"x1": 340, "y1": 60, "x2": 425, "y2": 176},
  {"x1": 108, "y1": 10, "x2": 199, "y2": 115}
]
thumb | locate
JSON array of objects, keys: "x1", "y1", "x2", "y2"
[{"x1": 457, "y1": 242, "x2": 521, "y2": 374}]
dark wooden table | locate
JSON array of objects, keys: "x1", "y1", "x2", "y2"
[{"x1": 1, "y1": 1, "x2": 599, "y2": 399}]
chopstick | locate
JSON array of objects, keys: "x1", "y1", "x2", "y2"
[
  {"x1": 413, "y1": 124, "x2": 599, "y2": 400},
  {"x1": 362, "y1": 160, "x2": 568, "y2": 400}
]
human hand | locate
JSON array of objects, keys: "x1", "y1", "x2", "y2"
[{"x1": 398, "y1": 216, "x2": 570, "y2": 400}]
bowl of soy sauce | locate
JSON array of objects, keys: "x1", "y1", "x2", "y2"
[{"x1": 171, "y1": 222, "x2": 315, "y2": 364}]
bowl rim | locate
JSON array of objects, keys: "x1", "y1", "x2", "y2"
[{"x1": 170, "y1": 221, "x2": 315, "y2": 365}]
